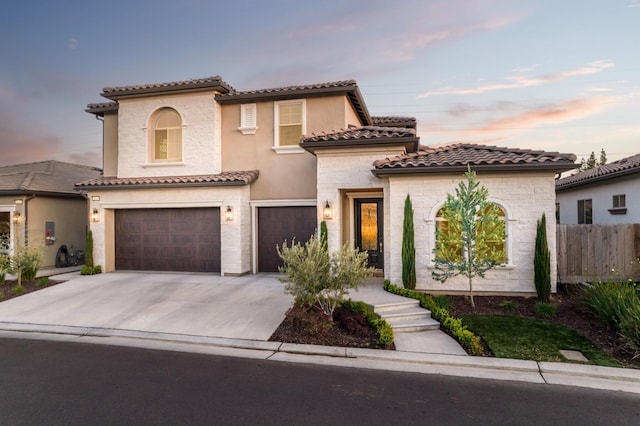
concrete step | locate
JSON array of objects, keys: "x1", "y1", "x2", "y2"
[
  {"x1": 372, "y1": 299, "x2": 420, "y2": 313},
  {"x1": 380, "y1": 306, "x2": 433, "y2": 323},
  {"x1": 389, "y1": 317, "x2": 441, "y2": 333}
]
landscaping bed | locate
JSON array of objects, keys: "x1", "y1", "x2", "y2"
[{"x1": 0, "y1": 278, "x2": 62, "y2": 302}]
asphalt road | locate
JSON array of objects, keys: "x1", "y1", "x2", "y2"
[{"x1": 0, "y1": 337, "x2": 638, "y2": 425}]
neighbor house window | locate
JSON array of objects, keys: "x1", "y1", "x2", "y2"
[
  {"x1": 435, "y1": 203, "x2": 507, "y2": 264},
  {"x1": 238, "y1": 103, "x2": 257, "y2": 135},
  {"x1": 577, "y1": 199, "x2": 592, "y2": 224},
  {"x1": 609, "y1": 194, "x2": 627, "y2": 215},
  {"x1": 273, "y1": 100, "x2": 305, "y2": 153},
  {"x1": 555, "y1": 202, "x2": 560, "y2": 224},
  {"x1": 151, "y1": 108, "x2": 182, "y2": 162}
]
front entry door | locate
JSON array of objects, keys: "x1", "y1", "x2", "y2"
[{"x1": 355, "y1": 198, "x2": 383, "y2": 270}]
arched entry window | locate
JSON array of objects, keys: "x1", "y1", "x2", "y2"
[
  {"x1": 150, "y1": 108, "x2": 182, "y2": 162},
  {"x1": 435, "y1": 203, "x2": 507, "y2": 264}
]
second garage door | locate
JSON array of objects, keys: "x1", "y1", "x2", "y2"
[
  {"x1": 257, "y1": 206, "x2": 317, "y2": 272},
  {"x1": 115, "y1": 208, "x2": 220, "y2": 272}
]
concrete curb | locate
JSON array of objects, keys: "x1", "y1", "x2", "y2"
[{"x1": 0, "y1": 321, "x2": 638, "y2": 394}]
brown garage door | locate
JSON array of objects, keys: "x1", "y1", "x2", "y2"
[
  {"x1": 257, "y1": 206, "x2": 317, "y2": 272},
  {"x1": 115, "y1": 208, "x2": 220, "y2": 272}
]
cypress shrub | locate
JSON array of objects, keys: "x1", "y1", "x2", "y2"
[
  {"x1": 534, "y1": 213, "x2": 551, "y2": 303},
  {"x1": 85, "y1": 229, "x2": 94, "y2": 268},
  {"x1": 320, "y1": 220, "x2": 328, "y2": 253},
  {"x1": 402, "y1": 194, "x2": 416, "y2": 289}
]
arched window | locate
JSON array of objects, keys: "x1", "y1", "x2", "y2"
[
  {"x1": 151, "y1": 108, "x2": 182, "y2": 162},
  {"x1": 435, "y1": 203, "x2": 507, "y2": 264}
]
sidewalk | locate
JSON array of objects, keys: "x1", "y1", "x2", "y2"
[{"x1": 0, "y1": 272, "x2": 638, "y2": 395}]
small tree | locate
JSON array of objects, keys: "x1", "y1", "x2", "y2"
[
  {"x1": 432, "y1": 166, "x2": 506, "y2": 307},
  {"x1": 402, "y1": 194, "x2": 416, "y2": 289},
  {"x1": 534, "y1": 213, "x2": 551, "y2": 303},
  {"x1": 85, "y1": 229, "x2": 94, "y2": 268},
  {"x1": 319, "y1": 221, "x2": 328, "y2": 253},
  {"x1": 278, "y1": 235, "x2": 373, "y2": 319}
]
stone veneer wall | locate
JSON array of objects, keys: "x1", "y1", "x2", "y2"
[
  {"x1": 387, "y1": 172, "x2": 558, "y2": 294},
  {"x1": 117, "y1": 92, "x2": 221, "y2": 178}
]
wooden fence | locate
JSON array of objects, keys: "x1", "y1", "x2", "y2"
[{"x1": 556, "y1": 224, "x2": 640, "y2": 283}]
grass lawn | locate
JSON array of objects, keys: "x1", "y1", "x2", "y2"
[{"x1": 461, "y1": 314, "x2": 621, "y2": 367}]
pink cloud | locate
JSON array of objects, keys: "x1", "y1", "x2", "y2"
[
  {"x1": 68, "y1": 148, "x2": 103, "y2": 168},
  {"x1": 0, "y1": 127, "x2": 63, "y2": 166},
  {"x1": 418, "y1": 61, "x2": 614, "y2": 97}
]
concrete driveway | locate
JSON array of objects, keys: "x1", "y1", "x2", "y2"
[{"x1": 0, "y1": 272, "x2": 293, "y2": 341}]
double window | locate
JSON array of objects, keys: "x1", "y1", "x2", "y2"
[
  {"x1": 577, "y1": 199, "x2": 592, "y2": 224},
  {"x1": 150, "y1": 108, "x2": 182, "y2": 162},
  {"x1": 274, "y1": 100, "x2": 305, "y2": 153},
  {"x1": 435, "y1": 203, "x2": 507, "y2": 264}
]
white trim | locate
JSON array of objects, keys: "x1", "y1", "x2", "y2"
[
  {"x1": 141, "y1": 162, "x2": 186, "y2": 168},
  {"x1": 101, "y1": 201, "x2": 223, "y2": 209},
  {"x1": 250, "y1": 199, "x2": 317, "y2": 273},
  {"x1": 273, "y1": 99, "x2": 306, "y2": 153},
  {"x1": 346, "y1": 192, "x2": 383, "y2": 247}
]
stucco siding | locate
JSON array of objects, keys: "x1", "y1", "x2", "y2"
[
  {"x1": 117, "y1": 92, "x2": 221, "y2": 178},
  {"x1": 387, "y1": 172, "x2": 558, "y2": 294},
  {"x1": 102, "y1": 111, "x2": 118, "y2": 176},
  {"x1": 556, "y1": 174, "x2": 639, "y2": 224}
]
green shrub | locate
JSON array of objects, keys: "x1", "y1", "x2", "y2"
[
  {"x1": 619, "y1": 304, "x2": 640, "y2": 358},
  {"x1": 0, "y1": 254, "x2": 11, "y2": 284},
  {"x1": 279, "y1": 236, "x2": 373, "y2": 319},
  {"x1": 85, "y1": 230, "x2": 94, "y2": 268},
  {"x1": 402, "y1": 194, "x2": 416, "y2": 289},
  {"x1": 80, "y1": 265, "x2": 102, "y2": 275},
  {"x1": 11, "y1": 245, "x2": 41, "y2": 283},
  {"x1": 535, "y1": 302, "x2": 557, "y2": 318},
  {"x1": 320, "y1": 221, "x2": 328, "y2": 253},
  {"x1": 499, "y1": 300, "x2": 517, "y2": 311},
  {"x1": 0, "y1": 289, "x2": 4, "y2": 300},
  {"x1": 342, "y1": 300, "x2": 394, "y2": 347},
  {"x1": 11, "y1": 285, "x2": 24, "y2": 295},
  {"x1": 37, "y1": 277, "x2": 49, "y2": 287},
  {"x1": 383, "y1": 280, "x2": 483, "y2": 355},
  {"x1": 581, "y1": 281, "x2": 639, "y2": 329},
  {"x1": 533, "y1": 213, "x2": 551, "y2": 303},
  {"x1": 434, "y1": 294, "x2": 451, "y2": 310}
]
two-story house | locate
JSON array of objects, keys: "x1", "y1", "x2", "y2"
[{"x1": 80, "y1": 75, "x2": 576, "y2": 294}]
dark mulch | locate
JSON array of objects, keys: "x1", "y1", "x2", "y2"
[
  {"x1": 0, "y1": 278, "x2": 63, "y2": 302},
  {"x1": 448, "y1": 284, "x2": 640, "y2": 369},
  {"x1": 269, "y1": 304, "x2": 394, "y2": 350}
]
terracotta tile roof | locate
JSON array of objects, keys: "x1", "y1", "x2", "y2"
[
  {"x1": 217, "y1": 80, "x2": 371, "y2": 125},
  {"x1": 85, "y1": 102, "x2": 118, "y2": 115},
  {"x1": 556, "y1": 153, "x2": 640, "y2": 191},
  {"x1": 300, "y1": 126, "x2": 419, "y2": 154},
  {"x1": 101, "y1": 75, "x2": 234, "y2": 100},
  {"x1": 0, "y1": 161, "x2": 102, "y2": 196},
  {"x1": 372, "y1": 143, "x2": 577, "y2": 175},
  {"x1": 75, "y1": 170, "x2": 259, "y2": 189},
  {"x1": 371, "y1": 116, "x2": 417, "y2": 129}
]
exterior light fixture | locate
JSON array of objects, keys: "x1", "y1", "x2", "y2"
[
  {"x1": 90, "y1": 208, "x2": 100, "y2": 223},
  {"x1": 225, "y1": 205, "x2": 234, "y2": 222},
  {"x1": 12, "y1": 211, "x2": 21, "y2": 223},
  {"x1": 14, "y1": 199, "x2": 23, "y2": 205},
  {"x1": 91, "y1": 195, "x2": 100, "y2": 201},
  {"x1": 323, "y1": 201, "x2": 332, "y2": 220}
]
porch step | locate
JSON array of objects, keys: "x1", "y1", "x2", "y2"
[{"x1": 372, "y1": 300, "x2": 441, "y2": 333}]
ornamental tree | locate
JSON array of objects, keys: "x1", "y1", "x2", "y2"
[{"x1": 402, "y1": 194, "x2": 416, "y2": 289}]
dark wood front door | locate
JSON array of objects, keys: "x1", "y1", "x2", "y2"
[
  {"x1": 355, "y1": 198, "x2": 383, "y2": 270},
  {"x1": 257, "y1": 206, "x2": 317, "y2": 272},
  {"x1": 115, "y1": 208, "x2": 220, "y2": 272}
]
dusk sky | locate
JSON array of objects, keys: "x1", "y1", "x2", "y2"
[{"x1": 1, "y1": 0, "x2": 639, "y2": 169}]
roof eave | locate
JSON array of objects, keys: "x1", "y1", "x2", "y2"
[
  {"x1": 301, "y1": 137, "x2": 419, "y2": 155},
  {"x1": 556, "y1": 167, "x2": 640, "y2": 192},
  {"x1": 102, "y1": 82, "x2": 233, "y2": 101},
  {"x1": 74, "y1": 180, "x2": 251, "y2": 191},
  {"x1": 372, "y1": 163, "x2": 577, "y2": 177}
]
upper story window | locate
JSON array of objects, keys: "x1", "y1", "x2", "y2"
[
  {"x1": 273, "y1": 100, "x2": 305, "y2": 154},
  {"x1": 150, "y1": 108, "x2": 182, "y2": 162},
  {"x1": 435, "y1": 203, "x2": 508, "y2": 264},
  {"x1": 238, "y1": 103, "x2": 257, "y2": 135},
  {"x1": 609, "y1": 194, "x2": 627, "y2": 215},
  {"x1": 577, "y1": 199, "x2": 592, "y2": 224}
]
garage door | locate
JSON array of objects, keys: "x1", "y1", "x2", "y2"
[
  {"x1": 115, "y1": 208, "x2": 220, "y2": 272},
  {"x1": 257, "y1": 206, "x2": 317, "y2": 272}
]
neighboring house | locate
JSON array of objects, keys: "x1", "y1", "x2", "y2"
[
  {"x1": 556, "y1": 153, "x2": 640, "y2": 225},
  {"x1": 79, "y1": 75, "x2": 576, "y2": 294},
  {"x1": 0, "y1": 161, "x2": 102, "y2": 267}
]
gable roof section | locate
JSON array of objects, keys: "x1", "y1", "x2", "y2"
[
  {"x1": 372, "y1": 143, "x2": 577, "y2": 176},
  {"x1": 75, "y1": 170, "x2": 259, "y2": 190},
  {"x1": 86, "y1": 101, "x2": 118, "y2": 116},
  {"x1": 216, "y1": 80, "x2": 372, "y2": 125},
  {"x1": 0, "y1": 160, "x2": 102, "y2": 196},
  {"x1": 300, "y1": 126, "x2": 419, "y2": 154},
  {"x1": 100, "y1": 75, "x2": 234, "y2": 100},
  {"x1": 556, "y1": 153, "x2": 640, "y2": 191},
  {"x1": 371, "y1": 116, "x2": 417, "y2": 129}
]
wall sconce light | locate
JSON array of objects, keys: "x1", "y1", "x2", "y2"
[
  {"x1": 323, "y1": 201, "x2": 333, "y2": 220},
  {"x1": 12, "y1": 211, "x2": 21, "y2": 223},
  {"x1": 14, "y1": 199, "x2": 23, "y2": 205},
  {"x1": 225, "y1": 205, "x2": 234, "y2": 222},
  {"x1": 90, "y1": 208, "x2": 100, "y2": 223}
]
